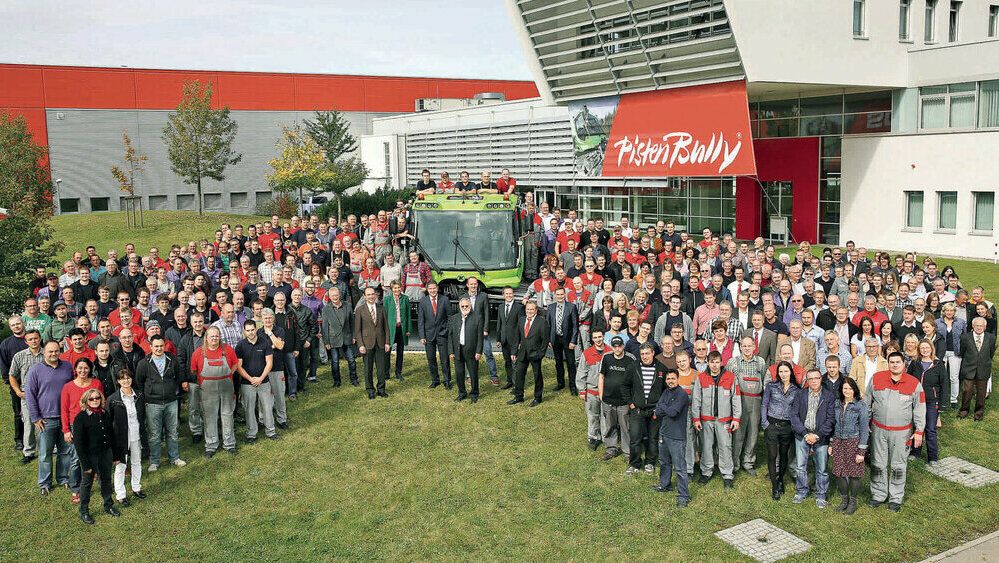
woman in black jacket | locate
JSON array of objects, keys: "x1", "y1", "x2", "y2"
[
  {"x1": 108, "y1": 368, "x2": 148, "y2": 507},
  {"x1": 907, "y1": 339, "x2": 948, "y2": 466},
  {"x1": 71, "y1": 388, "x2": 121, "y2": 524}
]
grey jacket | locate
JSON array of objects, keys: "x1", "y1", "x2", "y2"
[{"x1": 320, "y1": 302, "x2": 354, "y2": 349}]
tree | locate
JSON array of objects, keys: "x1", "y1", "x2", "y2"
[
  {"x1": 267, "y1": 124, "x2": 336, "y2": 206},
  {"x1": 303, "y1": 110, "x2": 368, "y2": 221},
  {"x1": 110, "y1": 130, "x2": 148, "y2": 195},
  {"x1": 0, "y1": 112, "x2": 62, "y2": 316},
  {"x1": 162, "y1": 81, "x2": 242, "y2": 215}
]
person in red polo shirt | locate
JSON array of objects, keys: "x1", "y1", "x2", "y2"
[
  {"x1": 495, "y1": 168, "x2": 516, "y2": 195},
  {"x1": 61, "y1": 328, "x2": 97, "y2": 365},
  {"x1": 852, "y1": 294, "x2": 889, "y2": 332}
]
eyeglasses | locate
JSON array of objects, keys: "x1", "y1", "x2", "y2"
[{"x1": 87, "y1": 397, "x2": 101, "y2": 402}]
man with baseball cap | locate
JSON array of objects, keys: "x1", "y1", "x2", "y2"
[{"x1": 598, "y1": 335, "x2": 636, "y2": 462}]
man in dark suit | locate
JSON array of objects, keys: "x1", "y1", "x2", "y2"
[
  {"x1": 547, "y1": 287, "x2": 579, "y2": 394},
  {"x1": 463, "y1": 277, "x2": 498, "y2": 384},
  {"x1": 418, "y1": 282, "x2": 451, "y2": 389},
  {"x1": 748, "y1": 311, "x2": 778, "y2": 365},
  {"x1": 508, "y1": 300, "x2": 549, "y2": 407},
  {"x1": 449, "y1": 298, "x2": 484, "y2": 403},
  {"x1": 495, "y1": 286, "x2": 524, "y2": 390},
  {"x1": 958, "y1": 317, "x2": 996, "y2": 420},
  {"x1": 353, "y1": 287, "x2": 390, "y2": 399}
]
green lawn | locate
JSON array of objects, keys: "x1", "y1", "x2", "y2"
[{"x1": 2, "y1": 212, "x2": 994, "y2": 560}]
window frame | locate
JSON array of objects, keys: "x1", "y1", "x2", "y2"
[
  {"x1": 948, "y1": 0, "x2": 961, "y2": 42},
  {"x1": 904, "y1": 190, "x2": 924, "y2": 231},
  {"x1": 925, "y1": 0, "x2": 938, "y2": 42},
  {"x1": 936, "y1": 190, "x2": 958, "y2": 233},
  {"x1": 971, "y1": 191, "x2": 995, "y2": 234},
  {"x1": 989, "y1": 5, "x2": 999, "y2": 38},
  {"x1": 918, "y1": 83, "x2": 978, "y2": 130},
  {"x1": 853, "y1": 0, "x2": 867, "y2": 38},
  {"x1": 899, "y1": 0, "x2": 912, "y2": 41}
]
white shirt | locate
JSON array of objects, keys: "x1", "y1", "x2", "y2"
[
  {"x1": 122, "y1": 391, "x2": 140, "y2": 442},
  {"x1": 737, "y1": 309, "x2": 750, "y2": 331},
  {"x1": 790, "y1": 338, "x2": 802, "y2": 363},
  {"x1": 865, "y1": 356, "x2": 879, "y2": 380},
  {"x1": 459, "y1": 315, "x2": 466, "y2": 346}
]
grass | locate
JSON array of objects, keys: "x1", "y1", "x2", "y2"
[{"x1": 2, "y1": 211, "x2": 995, "y2": 560}]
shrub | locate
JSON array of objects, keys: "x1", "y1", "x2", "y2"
[
  {"x1": 255, "y1": 192, "x2": 297, "y2": 218},
  {"x1": 315, "y1": 187, "x2": 415, "y2": 221}
]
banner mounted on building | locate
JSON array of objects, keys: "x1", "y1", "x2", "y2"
[{"x1": 568, "y1": 81, "x2": 756, "y2": 178}]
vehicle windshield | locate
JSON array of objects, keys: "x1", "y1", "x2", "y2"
[{"x1": 416, "y1": 210, "x2": 516, "y2": 270}]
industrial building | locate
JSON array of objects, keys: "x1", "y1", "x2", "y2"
[
  {"x1": 361, "y1": 0, "x2": 999, "y2": 259},
  {"x1": 0, "y1": 64, "x2": 537, "y2": 213}
]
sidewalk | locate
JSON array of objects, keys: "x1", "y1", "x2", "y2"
[{"x1": 920, "y1": 529, "x2": 999, "y2": 562}]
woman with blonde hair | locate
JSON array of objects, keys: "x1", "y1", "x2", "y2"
[
  {"x1": 907, "y1": 339, "x2": 948, "y2": 465},
  {"x1": 901, "y1": 333, "x2": 921, "y2": 363},
  {"x1": 71, "y1": 388, "x2": 120, "y2": 524}
]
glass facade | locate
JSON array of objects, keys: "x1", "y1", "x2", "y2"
[{"x1": 750, "y1": 90, "x2": 892, "y2": 244}]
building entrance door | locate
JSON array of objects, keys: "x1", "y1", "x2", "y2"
[{"x1": 761, "y1": 181, "x2": 793, "y2": 245}]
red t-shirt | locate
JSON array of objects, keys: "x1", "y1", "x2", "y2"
[
  {"x1": 61, "y1": 378, "x2": 104, "y2": 433},
  {"x1": 109, "y1": 308, "x2": 142, "y2": 328},
  {"x1": 60, "y1": 347, "x2": 97, "y2": 366},
  {"x1": 496, "y1": 177, "x2": 516, "y2": 194},
  {"x1": 190, "y1": 345, "x2": 238, "y2": 382},
  {"x1": 258, "y1": 232, "x2": 281, "y2": 252},
  {"x1": 555, "y1": 231, "x2": 580, "y2": 251}
]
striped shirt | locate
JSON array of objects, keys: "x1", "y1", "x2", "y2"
[{"x1": 640, "y1": 364, "x2": 656, "y2": 399}]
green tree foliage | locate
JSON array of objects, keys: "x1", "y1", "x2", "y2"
[
  {"x1": 303, "y1": 110, "x2": 368, "y2": 221},
  {"x1": 315, "y1": 186, "x2": 413, "y2": 222},
  {"x1": 162, "y1": 81, "x2": 242, "y2": 215},
  {"x1": 0, "y1": 112, "x2": 62, "y2": 315}
]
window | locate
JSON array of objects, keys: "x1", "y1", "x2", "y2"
[
  {"x1": 919, "y1": 83, "x2": 977, "y2": 129},
  {"x1": 853, "y1": 0, "x2": 866, "y2": 37},
  {"x1": 925, "y1": 0, "x2": 937, "y2": 41},
  {"x1": 59, "y1": 198, "x2": 79, "y2": 214},
  {"x1": 980, "y1": 80, "x2": 999, "y2": 128},
  {"x1": 176, "y1": 194, "x2": 195, "y2": 211},
  {"x1": 899, "y1": 0, "x2": 911, "y2": 40},
  {"x1": 230, "y1": 192, "x2": 248, "y2": 208},
  {"x1": 973, "y1": 192, "x2": 995, "y2": 232},
  {"x1": 383, "y1": 141, "x2": 391, "y2": 187},
  {"x1": 255, "y1": 191, "x2": 273, "y2": 207},
  {"x1": 905, "y1": 191, "x2": 924, "y2": 228},
  {"x1": 937, "y1": 191, "x2": 958, "y2": 230},
  {"x1": 148, "y1": 195, "x2": 168, "y2": 210},
  {"x1": 203, "y1": 193, "x2": 222, "y2": 210},
  {"x1": 990, "y1": 5, "x2": 998, "y2": 37},
  {"x1": 948, "y1": 1, "x2": 961, "y2": 41},
  {"x1": 90, "y1": 197, "x2": 110, "y2": 212}
]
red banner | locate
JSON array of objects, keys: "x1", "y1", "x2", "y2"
[{"x1": 600, "y1": 81, "x2": 756, "y2": 177}]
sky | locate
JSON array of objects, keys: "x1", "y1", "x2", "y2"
[{"x1": 0, "y1": 0, "x2": 533, "y2": 80}]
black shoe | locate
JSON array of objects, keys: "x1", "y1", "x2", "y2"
[
  {"x1": 429, "y1": 382, "x2": 440, "y2": 389},
  {"x1": 40, "y1": 486, "x2": 51, "y2": 496},
  {"x1": 377, "y1": 391, "x2": 389, "y2": 398},
  {"x1": 552, "y1": 384, "x2": 565, "y2": 392},
  {"x1": 601, "y1": 451, "x2": 621, "y2": 461},
  {"x1": 698, "y1": 474, "x2": 711, "y2": 485},
  {"x1": 20, "y1": 454, "x2": 36, "y2": 465},
  {"x1": 206, "y1": 448, "x2": 217, "y2": 458},
  {"x1": 80, "y1": 511, "x2": 95, "y2": 525},
  {"x1": 677, "y1": 498, "x2": 689, "y2": 508},
  {"x1": 105, "y1": 506, "x2": 121, "y2": 517},
  {"x1": 133, "y1": 490, "x2": 146, "y2": 499},
  {"x1": 455, "y1": 394, "x2": 467, "y2": 402},
  {"x1": 507, "y1": 398, "x2": 524, "y2": 405},
  {"x1": 651, "y1": 484, "x2": 673, "y2": 493},
  {"x1": 587, "y1": 439, "x2": 601, "y2": 451},
  {"x1": 569, "y1": 388, "x2": 579, "y2": 395},
  {"x1": 192, "y1": 434, "x2": 203, "y2": 444},
  {"x1": 529, "y1": 399, "x2": 542, "y2": 407},
  {"x1": 277, "y1": 422, "x2": 288, "y2": 430},
  {"x1": 868, "y1": 498, "x2": 885, "y2": 508},
  {"x1": 368, "y1": 392, "x2": 376, "y2": 400},
  {"x1": 723, "y1": 479, "x2": 734, "y2": 490},
  {"x1": 844, "y1": 497, "x2": 859, "y2": 515},
  {"x1": 225, "y1": 448, "x2": 237, "y2": 456},
  {"x1": 266, "y1": 434, "x2": 280, "y2": 440},
  {"x1": 835, "y1": 496, "x2": 849, "y2": 512},
  {"x1": 500, "y1": 382, "x2": 513, "y2": 390},
  {"x1": 120, "y1": 497, "x2": 131, "y2": 508},
  {"x1": 771, "y1": 490, "x2": 782, "y2": 501},
  {"x1": 350, "y1": 380, "x2": 360, "y2": 387},
  {"x1": 887, "y1": 502, "x2": 901, "y2": 513},
  {"x1": 444, "y1": 382, "x2": 453, "y2": 390},
  {"x1": 745, "y1": 468, "x2": 757, "y2": 476},
  {"x1": 332, "y1": 382, "x2": 342, "y2": 388},
  {"x1": 470, "y1": 397, "x2": 478, "y2": 404}
]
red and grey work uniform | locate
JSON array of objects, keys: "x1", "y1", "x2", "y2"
[
  {"x1": 402, "y1": 262, "x2": 430, "y2": 303},
  {"x1": 525, "y1": 277, "x2": 556, "y2": 309},
  {"x1": 865, "y1": 370, "x2": 926, "y2": 505},
  {"x1": 727, "y1": 355, "x2": 768, "y2": 472},
  {"x1": 578, "y1": 346, "x2": 606, "y2": 442},
  {"x1": 191, "y1": 345, "x2": 238, "y2": 454},
  {"x1": 371, "y1": 223, "x2": 392, "y2": 263},
  {"x1": 691, "y1": 370, "x2": 742, "y2": 480}
]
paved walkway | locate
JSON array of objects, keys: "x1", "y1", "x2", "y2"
[{"x1": 920, "y1": 529, "x2": 999, "y2": 562}]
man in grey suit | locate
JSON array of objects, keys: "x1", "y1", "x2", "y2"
[
  {"x1": 321, "y1": 287, "x2": 357, "y2": 387},
  {"x1": 748, "y1": 310, "x2": 778, "y2": 365},
  {"x1": 418, "y1": 281, "x2": 451, "y2": 389},
  {"x1": 958, "y1": 317, "x2": 996, "y2": 420},
  {"x1": 354, "y1": 287, "x2": 390, "y2": 399},
  {"x1": 495, "y1": 286, "x2": 525, "y2": 390},
  {"x1": 449, "y1": 298, "x2": 483, "y2": 403}
]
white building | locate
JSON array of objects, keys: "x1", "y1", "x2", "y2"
[{"x1": 361, "y1": 0, "x2": 999, "y2": 258}]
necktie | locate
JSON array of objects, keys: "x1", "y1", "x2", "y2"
[
  {"x1": 755, "y1": 329, "x2": 760, "y2": 346},
  {"x1": 976, "y1": 335, "x2": 982, "y2": 351},
  {"x1": 469, "y1": 295, "x2": 475, "y2": 311},
  {"x1": 556, "y1": 304, "x2": 564, "y2": 336},
  {"x1": 525, "y1": 317, "x2": 532, "y2": 337},
  {"x1": 370, "y1": 305, "x2": 376, "y2": 323},
  {"x1": 432, "y1": 299, "x2": 438, "y2": 316},
  {"x1": 506, "y1": 303, "x2": 511, "y2": 317}
]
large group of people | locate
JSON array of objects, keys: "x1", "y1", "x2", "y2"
[{"x1": 2, "y1": 169, "x2": 997, "y2": 523}]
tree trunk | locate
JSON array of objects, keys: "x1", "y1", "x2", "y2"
[
  {"x1": 336, "y1": 194, "x2": 342, "y2": 224},
  {"x1": 197, "y1": 177, "x2": 204, "y2": 216}
]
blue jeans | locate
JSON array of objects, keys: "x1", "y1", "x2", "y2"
[
  {"x1": 36, "y1": 418, "x2": 71, "y2": 489},
  {"x1": 146, "y1": 401, "x2": 180, "y2": 464},
  {"x1": 329, "y1": 345, "x2": 357, "y2": 383},
  {"x1": 794, "y1": 437, "x2": 830, "y2": 500},
  {"x1": 284, "y1": 352, "x2": 300, "y2": 396},
  {"x1": 483, "y1": 336, "x2": 498, "y2": 379},
  {"x1": 659, "y1": 436, "x2": 690, "y2": 501}
]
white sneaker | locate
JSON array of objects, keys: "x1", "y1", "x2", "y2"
[
  {"x1": 644, "y1": 464, "x2": 655, "y2": 474},
  {"x1": 171, "y1": 459, "x2": 187, "y2": 467},
  {"x1": 624, "y1": 466, "x2": 639, "y2": 476},
  {"x1": 148, "y1": 464, "x2": 159, "y2": 472}
]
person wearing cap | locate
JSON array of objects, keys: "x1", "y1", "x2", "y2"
[
  {"x1": 42, "y1": 301, "x2": 75, "y2": 345},
  {"x1": 598, "y1": 335, "x2": 636, "y2": 461},
  {"x1": 138, "y1": 321, "x2": 176, "y2": 356}
]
